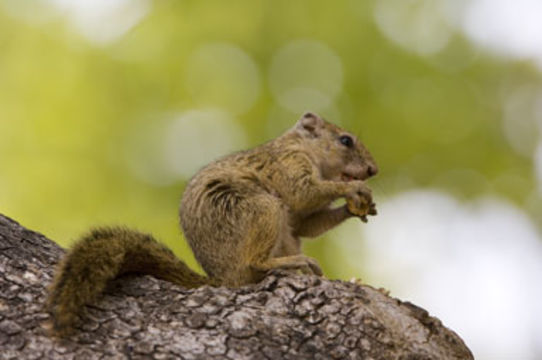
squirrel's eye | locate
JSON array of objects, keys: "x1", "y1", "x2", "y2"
[{"x1": 339, "y1": 135, "x2": 354, "y2": 148}]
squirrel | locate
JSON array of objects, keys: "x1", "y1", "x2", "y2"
[{"x1": 46, "y1": 112, "x2": 378, "y2": 334}]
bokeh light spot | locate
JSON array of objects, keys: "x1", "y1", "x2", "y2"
[
  {"x1": 125, "y1": 109, "x2": 248, "y2": 185},
  {"x1": 374, "y1": 0, "x2": 453, "y2": 56},
  {"x1": 535, "y1": 143, "x2": 542, "y2": 194},
  {"x1": 269, "y1": 39, "x2": 343, "y2": 113},
  {"x1": 185, "y1": 43, "x2": 261, "y2": 115},
  {"x1": 502, "y1": 85, "x2": 542, "y2": 157},
  {"x1": 164, "y1": 109, "x2": 247, "y2": 179}
]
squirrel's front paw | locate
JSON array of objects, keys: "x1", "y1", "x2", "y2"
[{"x1": 345, "y1": 184, "x2": 377, "y2": 222}]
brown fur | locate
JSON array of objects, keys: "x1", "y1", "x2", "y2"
[
  {"x1": 47, "y1": 112, "x2": 378, "y2": 334},
  {"x1": 47, "y1": 227, "x2": 213, "y2": 335}
]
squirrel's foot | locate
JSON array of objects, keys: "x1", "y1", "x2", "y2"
[
  {"x1": 292, "y1": 255, "x2": 323, "y2": 276},
  {"x1": 253, "y1": 255, "x2": 323, "y2": 276}
]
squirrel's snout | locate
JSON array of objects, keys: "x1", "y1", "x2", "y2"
[
  {"x1": 367, "y1": 164, "x2": 378, "y2": 178},
  {"x1": 345, "y1": 161, "x2": 378, "y2": 181},
  {"x1": 357, "y1": 163, "x2": 378, "y2": 180}
]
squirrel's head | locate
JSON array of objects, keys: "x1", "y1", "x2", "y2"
[{"x1": 294, "y1": 112, "x2": 378, "y2": 182}]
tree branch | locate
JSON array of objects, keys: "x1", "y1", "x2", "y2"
[{"x1": 0, "y1": 214, "x2": 473, "y2": 359}]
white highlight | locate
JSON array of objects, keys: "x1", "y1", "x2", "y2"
[
  {"x1": 48, "y1": 0, "x2": 151, "y2": 45},
  {"x1": 333, "y1": 190, "x2": 542, "y2": 360},
  {"x1": 464, "y1": 0, "x2": 542, "y2": 67}
]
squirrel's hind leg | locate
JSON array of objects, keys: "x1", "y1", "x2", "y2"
[{"x1": 238, "y1": 195, "x2": 323, "y2": 282}]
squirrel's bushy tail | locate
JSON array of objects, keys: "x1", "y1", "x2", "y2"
[{"x1": 46, "y1": 227, "x2": 210, "y2": 334}]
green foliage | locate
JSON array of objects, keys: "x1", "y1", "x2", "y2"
[{"x1": 0, "y1": 0, "x2": 539, "y2": 278}]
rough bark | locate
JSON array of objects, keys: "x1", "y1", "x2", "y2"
[{"x1": 0, "y1": 214, "x2": 473, "y2": 359}]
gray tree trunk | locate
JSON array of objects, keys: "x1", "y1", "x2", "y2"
[{"x1": 0, "y1": 214, "x2": 473, "y2": 359}]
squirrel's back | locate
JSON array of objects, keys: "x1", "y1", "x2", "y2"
[{"x1": 178, "y1": 129, "x2": 310, "y2": 282}]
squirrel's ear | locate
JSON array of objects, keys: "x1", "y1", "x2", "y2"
[{"x1": 296, "y1": 112, "x2": 324, "y2": 137}]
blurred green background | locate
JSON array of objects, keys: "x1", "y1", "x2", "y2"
[{"x1": 1, "y1": 0, "x2": 542, "y2": 358}]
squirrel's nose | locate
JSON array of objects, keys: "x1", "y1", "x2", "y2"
[{"x1": 367, "y1": 164, "x2": 378, "y2": 178}]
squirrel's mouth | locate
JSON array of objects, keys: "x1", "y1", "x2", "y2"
[{"x1": 341, "y1": 173, "x2": 360, "y2": 182}]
